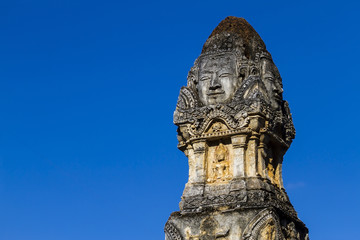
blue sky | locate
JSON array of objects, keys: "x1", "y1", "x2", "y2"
[{"x1": 0, "y1": 0, "x2": 359, "y2": 239}]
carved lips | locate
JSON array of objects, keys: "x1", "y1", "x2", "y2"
[{"x1": 207, "y1": 90, "x2": 225, "y2": 96}]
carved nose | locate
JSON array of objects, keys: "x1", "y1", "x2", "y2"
[
  {"x1": 209, "y1": 75, "x2": 221, "y2": 90},
  {"x1": 273, "y1": 84, "x2": 283, "y2": 94}
]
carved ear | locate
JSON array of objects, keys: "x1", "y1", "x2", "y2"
[
  {"x1": 187, "y1": 65, "x2": 199, "y2": 90},
  {"x1": 250, "y1": 67, "x2": 259, "y2": 76},
  {"x1": 239, "y1": 66, "x2": 248, "y2": 82}
]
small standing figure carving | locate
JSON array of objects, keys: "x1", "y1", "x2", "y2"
[
  {"x1": 267, "y1": 158, "x2": 276, "y2": 184},
  {"x1": 259, "y1": 221, "x2": 276, "y2": 240},
  {"x1": 213, "y1": 143, "x2": 230, "y2": 181},
  {"x1": 284, "y1": 222, "x2": 300, "y2": 240},
  {"x1": 185, "y1": 217, "x2": 229, "y2": 240}
]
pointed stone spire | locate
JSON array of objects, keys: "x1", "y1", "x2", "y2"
[{"x1": 166, "y1": 17, "x2": 308, "y2": 240}]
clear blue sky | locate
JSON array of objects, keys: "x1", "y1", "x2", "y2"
[{"x1": 0, "y1": 1, "x2": 359, "y2": 239}]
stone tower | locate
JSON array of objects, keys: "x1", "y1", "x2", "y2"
[{"x1": 165, "y1": 17, "x2": 309, "y2": 240}]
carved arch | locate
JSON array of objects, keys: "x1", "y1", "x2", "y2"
[
  {"x1": 204, "y1": 118, "x2": 231, "y2": 133},
  {"x1": 188, "y1": 111, "x2": 240, "y2": 136},
  {"x1": 176, "y1": 86, "x2": 199, "y2": 110},
  {"x1": 243, "y1": 76, "x2": 269, "y2": 103},
  {"x1": 242, "y1": 208, "x2": 284, "y2": 240}
]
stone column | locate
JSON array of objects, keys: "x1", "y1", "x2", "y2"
[
  {"x1": 182, "y1": 140, "x2": 206, "y2": 198},
  {"x1": 192, "y1": 140, "x2": 207, "y2": 183},
  {"x1": 276, "y1": 162, "x2": 283, "y2": 189},
  {"x1": 231, "y1": 135, "x2": 247, "y2": 178},
  {"x1": 257, "y1": 134, "x2": 267, "y2": 178},
  {"x1": 186, "y1": 145, "x2": 196, "y2": 184},
  {"x1": 246, "y1": 133, "x2": 259, "y2": 177},
  {"x1": 275, "y1": 154, "x2": 284, "y2": 189}
]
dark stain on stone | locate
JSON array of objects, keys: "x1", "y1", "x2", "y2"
[{"x1": 201, "y1": 16, "x2": 267, "y2": 59}]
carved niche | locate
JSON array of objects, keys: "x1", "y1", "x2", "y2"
[
  {"x1": 206, "y1": 140, "x2": 232, "y2": 183},
  {"x1": 184, "y1": 216, "x2": 229, "y2": 240}
]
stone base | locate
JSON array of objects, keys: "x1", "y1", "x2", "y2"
[
  {"x1": 165, "y1": 207, "x2": 308, "y2": 240},
  {"x1": 180, "y1": 178, "x2": 295, "y2": 216}
]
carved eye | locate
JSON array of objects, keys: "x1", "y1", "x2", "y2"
[
  {"x1": 266, "y1": 77, "x2": 274, "y2": 82},
  {"x1": 200, "y1": 76, "x2": 210, "y2": 81},
  {"x1": 219, "y1": 73, "x2": 230, "y2": 78}
]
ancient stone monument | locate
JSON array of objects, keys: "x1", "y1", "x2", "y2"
[{"x1": 165, "y1": 17, "x2": 309, "y2": 240}]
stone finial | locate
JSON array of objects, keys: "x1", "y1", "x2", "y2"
[{"x1": 202, "y1": 16, "x2": 266, "y2": 59}]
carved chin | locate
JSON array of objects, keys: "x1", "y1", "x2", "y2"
[
  {"x1": 271, "y1": 100, "x2": 282, "y2": 110},
  {"x1": 208, "y1": 96, "x2": 224, "y2": 105},
  {"x1": 204, "y1": 93, "x2": 232, "y2": 105}
]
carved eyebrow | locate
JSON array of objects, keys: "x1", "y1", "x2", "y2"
[
  {"x1": 219, "y1": 73, "x2": 231, "y2": 77},
  {"x1": 218, "y1": 68, "x2": 232, "y2": 72},
  {"x1": 200, "y1": 71, "x2": 213, "y2": 74},
  {"x1": 264, "y1": 72, "x2": 274, "y2": 78}
]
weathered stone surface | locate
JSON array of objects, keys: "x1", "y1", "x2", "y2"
[
  {"x1": 166, "y1": 16, "x2": 308, "y2": 240},
  {"x1": 167, "y1": 208, "x2": 307, "y2": 240}
]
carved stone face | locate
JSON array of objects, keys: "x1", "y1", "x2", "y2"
[
  {"x1": 261, "y1": 58, "x2": 283, "y2": 109},
  {"x1": 197, "y1": 54, "x2": 238, "y2": 105}
]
